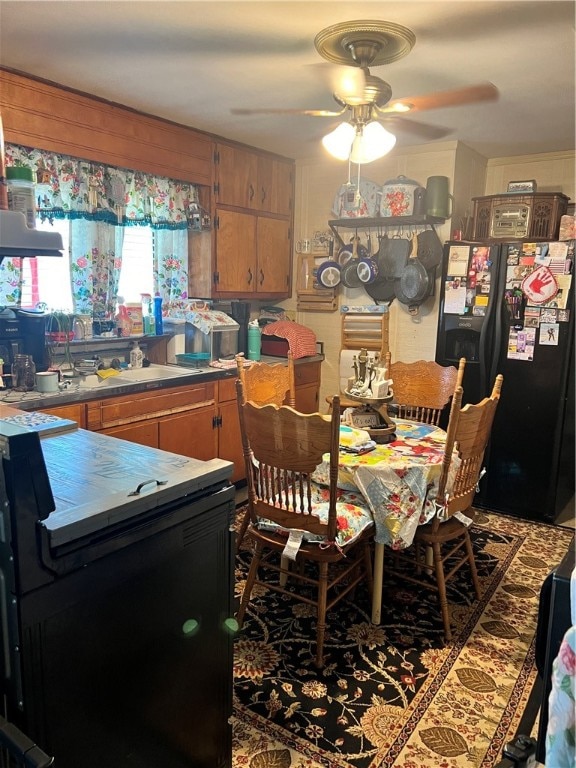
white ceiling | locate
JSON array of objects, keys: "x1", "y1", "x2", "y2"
[{"x1": 0, "y1": 0, "x2": 574, "y2": 162}]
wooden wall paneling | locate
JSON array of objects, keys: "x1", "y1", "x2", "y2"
[{"x1": 0, "y1": 69, "x2": 214, "y2": 186}]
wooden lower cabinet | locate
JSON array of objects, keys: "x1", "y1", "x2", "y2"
[
  {"x1": 36, "y1": 403, "x2": 87, "y2": 429},
  {"x1": 102, "y1": 419, "x2": 159, "y2": 448},
  {"x1": 37, "y1": 364, "x2": 321, "y2": 484},
  {"x1": 217, "y1": 378, "x2": 245, "y2": 484},
  {"x1": 158, "y1": 405, "x2": 218, "y2": 462},
  {"x1": 294, "y1": 361, "x2": 322, "y2": 413}
]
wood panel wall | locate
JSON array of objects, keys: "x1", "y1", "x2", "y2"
[{"x1": 0, "y1": 68, "x2": 214, "y2": 187}]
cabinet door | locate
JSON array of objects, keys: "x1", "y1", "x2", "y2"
[
  {"x1": 295, "y1": 384, "x2": 320, "y2": 413},
  {"x1": 216, "y1": 143, "x2": 257, "y2": 208},
  {"x1": 295, "y1": 361, "x2": 321, "y2": 413},
  {"x1": 159, "y1": 405, "x2": 218, "y2": 461},
  {"x1": 215, "y1": 209, "x2": 257, "y2": 293},
  {"x1": 101, "y1": 420, "x2": 159, "y2": 448},
  {"x1": 256, "y1": 216, "x2": 291, "y2": 294},
  {"x1": 38, "y1": 403, "x2": 86, "y2": 428},
  {"x1": 218, "y1": 399, "x2": 245, "y2": 483},
  {"x1": 217, "y1": 379, "x2": 244, "y2": 483},
  {"x1": 270, "y1": 158, "x2": 293, "y2": 216}
]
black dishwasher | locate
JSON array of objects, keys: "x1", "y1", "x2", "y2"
[{"x1": 0, "y1": 420, "x2": 235, "y2": 768}]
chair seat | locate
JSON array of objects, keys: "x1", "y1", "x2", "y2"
[
  {"x1": 415, "y1": 512, "x2": 474, "y2": 544},
  {"x1": 255, "y1": 487, "x2": 374, "y2": 548}
]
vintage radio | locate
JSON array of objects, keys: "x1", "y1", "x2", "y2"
[{"x1": 471, "y1": 193, "x2": 569, "y2": 241}]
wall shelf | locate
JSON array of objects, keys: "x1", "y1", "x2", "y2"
[{"x1": 328, "y1": 216, "x2": 444, "y2": 247}]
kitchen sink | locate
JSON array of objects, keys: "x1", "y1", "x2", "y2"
[
  {"x1": 74, "y1": 364, "x2": 214, "y2": 388},
  {"x1": 111, "y1": 364, "x2": 210, "y2": 383}
]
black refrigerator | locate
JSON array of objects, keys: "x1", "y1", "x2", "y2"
[{"x1": 435, "y1": 238, "x2": 575, "y2": 522}]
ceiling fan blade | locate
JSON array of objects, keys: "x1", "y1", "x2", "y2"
[
  {"x1": 383, "y1": 116, "x2": 451, "y2": 140},
  {"x1": 231, "y1": 107, "x2": 346, "y2": 117},
  {"x1": 378, "y1": 82, "x2": 499, "y2": 114}
]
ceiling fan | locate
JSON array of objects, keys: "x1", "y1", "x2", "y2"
[{"x1": 232, "y1": 20, "x2": 499, "y2": 158}]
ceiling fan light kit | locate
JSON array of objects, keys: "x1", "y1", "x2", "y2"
[
  {"x1": 351, "y1": 122, "x2": 396, "y2": 164},
  {"x1": 232, "y1": 19, "x2": 499, "y2": 160},
  {"x1": 322, "y1": 122, "x2": 356, "y2": 160},
  {"x1": 323, "y1": 120, "x2": 396, "y2": 164}
]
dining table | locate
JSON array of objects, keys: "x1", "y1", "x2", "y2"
[{"x1": 312, "y1": 419, "x2": 460, "y2": 625}]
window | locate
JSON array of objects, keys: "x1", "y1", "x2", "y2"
[
  {"x1": 21, "y1": 218, "x2": 72, "y2": 311},
  {"x1": 117, "y1": 226, "x2": 154, "y2": 303},
  {"x1": 20, "y1": 219, "x2": 154, "y2": 312}
]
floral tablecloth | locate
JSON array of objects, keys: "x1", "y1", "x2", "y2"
[{"x1": 312, "y1": 420, "x2": 459, "y2": 550}]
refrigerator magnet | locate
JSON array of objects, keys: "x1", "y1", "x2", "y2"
[
  {"x1": 539, "y1": 323, "x2": 560, "y2": 346},
  {"x1": 522, "y1": 265, "x2": 558, "y2": 305}
]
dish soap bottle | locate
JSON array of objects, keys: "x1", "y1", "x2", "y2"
[{"x1": 130, "y1": 340, "x2": 143, "y2": 369}]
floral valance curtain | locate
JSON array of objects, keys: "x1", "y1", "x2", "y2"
[
  {"x1": 1, "y1": 144, "x2": 195, "y2": 313},
  {"x1": 5, "y1": 143, "x2": 200, "y2": 228}
]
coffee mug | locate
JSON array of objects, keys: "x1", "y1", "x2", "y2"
[
  {"x1": 296, "y1": 239, "x2": 311, "y2": 254},
  {"x1": 426, "y1": 176, "x2": 453, "y2": 219},
  {"x1": 35, "y1": 371, "x2": 59, "y2": 393}
]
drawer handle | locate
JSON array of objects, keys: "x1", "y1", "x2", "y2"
[{"x1": 128, "y1": 479, "x2": 168, "y2": 497}]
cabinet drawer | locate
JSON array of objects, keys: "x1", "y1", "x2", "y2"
[
  {"x1": 295, "y1": 362, "x2": 321, "y2": 386},
  {"x1": 218, "y1": 376, "x2": 238, "y2": 403},
  {"x1": 87, "y1": 381, "x2": 216, "y2": 429}
]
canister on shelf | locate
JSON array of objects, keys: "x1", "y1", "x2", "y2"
[{"x1": 6, "y1": 166, "x2": 36, "y2": 228}]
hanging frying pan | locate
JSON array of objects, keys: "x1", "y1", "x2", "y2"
[
  {"x1": 365, "y1": 234, "x2": 396, "y2": 301},
  {"x1": 355, "y1": 230, "x2": 379, "y2": 284},
  {"x1": 395, "y1": 249, "x2": 431, "y2": 315},
  {"x1": 341, "y1": 258, "x2": 363, "y2": 288},
  {"x1": 417, "y1": 227, "x2": 443, "y2": 270},
  {"x1": 337, "y1": 234, "x2": 368, "y2": 267},
  {"x1": 386, "y1": 233, "x2": 411, "y2": 279},
  {"x1": 316, "y1": 260, "x2": 341, "y2": 288}
]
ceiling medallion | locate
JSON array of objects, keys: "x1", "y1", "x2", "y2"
[{"x1": 314, "y1": 20, "x2": 416, "y2": 68}]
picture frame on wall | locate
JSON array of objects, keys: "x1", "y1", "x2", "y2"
[{"x1": 507, "y1": 179, "x2": 537, "y2": 194}]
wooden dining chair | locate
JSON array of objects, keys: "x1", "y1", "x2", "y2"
[
  {"x1": 235, "y1": 381, "x2": 374, "y2": 667},
  {"x1": 235, "y1": 352, "x2": 296, "y2": 408},
  {"x1": 386, "y1": 373, "x2": 503, "y2": 641},
  {"x1": 389, "y1": 357, "x2": 466, "y2": 426},
  {"x1": 235, "y1": 353, "x2": 296, "y2": 552}
]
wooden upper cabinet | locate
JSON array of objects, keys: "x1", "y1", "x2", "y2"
[
  {"x1": 256, "y1": 216, "x2": 291, "y2": 293},
  {"x1": 257, "y1": 155, "x2": 293, "y2": 216},
  {"x1": 215, "y1": 142, "x2": 293, "y2": 216},
  {"x1": 214, "y1": 210, "x2": 290, "y2": 296},
  {"x1": 215, "y1": 143, "x2": 258, "y2": 209},
  {"x1": 214, "y1": 209, "x2": 257, "y2": 292}
]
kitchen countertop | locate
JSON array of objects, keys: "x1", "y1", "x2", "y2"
[{"x1": 0, "y1": 355, "x2": 324, "y2": 411}]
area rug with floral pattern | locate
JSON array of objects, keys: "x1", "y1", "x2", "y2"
[{"x1": 231, "y1": 508, "x2": 573, "y2": 768}]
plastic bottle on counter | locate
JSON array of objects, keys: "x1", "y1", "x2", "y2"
[
  {"x1": 6, "y1": 166, "x2": 36, "y2": 228},
  {"x1": 153, "y1": 294, "x2": 163, "y2": 336},
  {"x1": 130, "y1": 340, "x2": 143, "y2": 369},
  {"x1": 141, "y1": 293, "x2": 155, "y2": 335},
  {"x1": 115, "y1": 297, "x2": 132, "y2": 337},
  {"x1": 247, "y1": 320, "x2": 261, "y2": 361}
]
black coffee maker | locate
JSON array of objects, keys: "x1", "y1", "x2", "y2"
[{"x1": 0, "y1": 309, "x2": 48, "y2": 374}]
